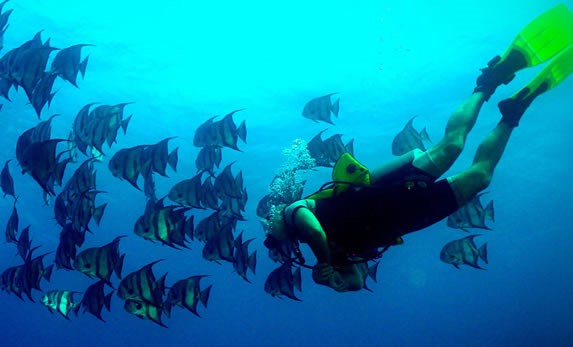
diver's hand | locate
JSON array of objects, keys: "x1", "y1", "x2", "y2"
[
  {"x1": 312, "y1": 263, "x2": 348, "y2": 292},
  {"x1": 312, "y1": 263, "x2": 333, "y2": 284}
]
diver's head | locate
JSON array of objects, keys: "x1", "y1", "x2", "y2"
[
  {"x1": 263, "y1": 203, "x2": 308, "y2": 265},
  {"x1": 264, "y1": 203, "x2": 288, "y2": 242}
]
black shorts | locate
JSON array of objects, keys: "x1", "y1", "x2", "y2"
[
  {"x1": 319, "y1": 160, "x2": 460, "y2": 251},
  {"x1": 371, "y1": 161, "x2": 460, "y2": 238}
]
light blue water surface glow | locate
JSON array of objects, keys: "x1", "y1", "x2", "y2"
[{"x1": 1, "y1": 0, "x2": 572, "y2": 346}]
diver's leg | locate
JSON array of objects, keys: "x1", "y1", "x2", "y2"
[
  {"x1": 370, "y1": 149, "x2": 420, "y2": 182},
  {"x1": 415, "y1": 92, "x2": 488, "y2": 177},
  {"x1": 447, "y1": 122, "x2": 513, "y2": 204}
]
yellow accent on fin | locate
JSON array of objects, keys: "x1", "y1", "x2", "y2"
[
  {"x1": 523, "y1": 43, "x2": 573, "y2": 94},
  {"x1": 307, "y1": 153, "x2": 371, "y2": 200},
  {"x1": 502, "y1": 3, "x2": 573, "y2": 67}
]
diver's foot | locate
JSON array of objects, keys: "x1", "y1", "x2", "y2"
[
  {"x1": 498, "y1": 83, "x2": 548, "y2": 127},
  {"x1": 474, "y1": 51, "x2": 527, "y2": 101}
]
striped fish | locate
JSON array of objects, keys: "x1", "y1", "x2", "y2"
[
  {"x1": 51, "y1": 44, "x2": 93, "y2": 87},
  {"x1": 76, "y1": 280, "x2": 113, "y2": 322},
  {"x1": 391, "y1": 116, "x2": 432, "y2": 156},
  {"x1": 30, "y1": 71, "x2": 57, "y2": 117},
  {"x1": 164, "y1": 275, "x2": 211, "y2": 318},
  {"x1": 307, "y1": 129, "x2": 353, "y2": 167},
  {"x1": 73, "y1": 236, "x2": 126, "y2": 286},
  {"x1": 440, "y1": 234, "x2": 488, "y2": 270},
  {"x1": 21, "y1": 248, "x2": 54, "y2": 301},
  {"x1": 1, "y1": 265, "x2": 24, "y2": 299},
  {"x1": 82, "y1": 103, "x2": 132, "y2": 155},
  {"x1": 41, "y1": 290, "x2": 79, "y2": 320},
  {"x1": 193, "y1": 110, "x2": 247, "y2": 151},
  {"x1": 447, "y1": 193, "x2": 494, "y2": 231},
  {"x1": 194, "y1": 211, "x2": 223, "y2": 242},
  {"x1": 233, "y1": 232, "x2": 257, "y2": 283},
  {"x1": 302, "y1": 93, "x2": 340, "y2": 125},
  {"x1": 117, "y1": 260, "x2": 166, "y2": 307},
  {"x1": 168, "y1": 173, "x2": 204, "y2": 208},
  {"x1": 143, "y1": 137, "x2": 178, "y2": 177},
  {"x1": 16, "y1": 225, "x2": 32, "y2": 260},
  {"x1": 133, "y1": 199, "x2": 192, "y2": 249},
  {"x1": 108, "y1": 145, "x2": 149, "y2": 189},
  {"x1": 123, "y1": 299, "x2": 167, "y2": 328},
  {"x1": 264, "y1": 262, "x2": 302, "y2": 301},
  {"x1": 214, "y1": 162, "x2": 243, "y2": 199},
  {"x1": 200, "y1": 177, "x2": 219, "y2": 210},
  {"x1": 202, "y1": 224, "x2": 235, "y2": 263},
  {"x1": 5, "y1": 203, "x2": 18, "y2": 243},
  {"x1": 0, "y1": 1, "x2": 12, "y2": 52},
  {"x1": 195, "y1": 145, "x2": 222, "y2": 175},
  {"x1": 1, "y1": 159, "x2": 15, "y2": 199}
]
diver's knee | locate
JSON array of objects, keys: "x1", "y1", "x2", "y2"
[
  {"x1": 469, "y1": 166, "x2": 493, "y2": 192},
  {"x1": 440, "y1": 137, "x2": 464, "y2": 159},
  {"x1": 450, "y1": 167, "x2": 492, "y2": 204},
  {"x1": 411, "y1": 148, "x2": 424, "y2": 157}
]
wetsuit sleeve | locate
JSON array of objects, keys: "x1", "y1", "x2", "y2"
[{"x1": 291, "y1": 207, "x2": 332, "y2": 265}]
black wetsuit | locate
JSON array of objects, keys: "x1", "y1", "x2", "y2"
[{"x1": 313, "y1": 162, "x2": 459, "y2": 255}]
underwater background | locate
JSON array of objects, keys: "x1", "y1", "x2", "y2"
[{"x1": 1, "y1": 0, "x2": 573, "y2": 346}]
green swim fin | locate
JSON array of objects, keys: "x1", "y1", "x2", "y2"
[
  {"x1": 307, "y1": 152, "x2": 371, "y2": 200},
  {"x1": 475, "y1": 3, "x2": 573, "y2": 100},
  {"x1": 498, "y1": 44, "x2": 573, "y2": 127}
]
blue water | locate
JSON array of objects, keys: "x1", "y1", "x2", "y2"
[{"x1": 1, "y1": 1, "x2": 573, "y2": 346}]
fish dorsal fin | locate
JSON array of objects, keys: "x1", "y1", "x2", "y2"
[{"x1": 307, "y1": 152, "x2": 371, "y2": 200}]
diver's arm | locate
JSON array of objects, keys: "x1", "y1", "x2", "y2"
[
  {"x1": 292, "y1": 208, "x2": 352, "y2": 292},
  {"x1": 291, "y1": 207, "x2": 331, "y2": 264}
]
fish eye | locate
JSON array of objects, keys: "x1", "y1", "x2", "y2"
[
  {"x1": 177, "y1": 193, "x2": 182, "y2": 197},
  {"x1": 136, "y1": 303, "x2": 142, "y2": 309},
  {"x1": 85, "y1": 263, "x2": 91, "y2": 269},
  {"x1": 128, "y1": 289, "x2": 134, "y2": 294}
]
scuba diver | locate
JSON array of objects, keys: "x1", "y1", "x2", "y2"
[{"x1": 263, "y1": 4, "x2": 573, "y2": 292}]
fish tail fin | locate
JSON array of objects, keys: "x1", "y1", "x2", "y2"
[
  {"x1": 43, "y1": 264, "x2": 54, "y2": 282},
  {"x1": 248, "y1": 250, "x2": 257, "y2": 274},
  {"x1": 121, "y1": 114, "x2": 132, "y2": 134},
  {"x1": 344, "y1": 138, "x2": 354, "y2": 155},
  {"x1": 163, "y1": 300, "x2": 172, "y2": 318},
  {"x1": 237, "y1": 120, "x2": 247, "y2": 144},
  {"x1": 200, "y1": 284, "x2": 212, "y2": 308},
  {"x1": 25, "y1": 289, "x2": 35, "y2": 302},
  {"x1": 367, "y1": 261, "x2": 380, "y2": 282},
  {"x1": 157, "y1": 273, "x2": 168, "y2": 296},
  {"x1": 72, "y1": 302, "x2": 81, "y2": 316},
  {"x1": 93, "y1": 203, "x2": 107, "y2": 225},
  {"x1": 115, "y1": 253, "x2": 126, "y2": 279},
  {"x1": 420, "y1": 127, "x2": 432, "y2": 144},
  {"x1": 168, "y1": 147, "x2": 179, "y2": 172},
  {"x1": 104, "y1": 291, "x2": 113, "y2": 311},
  {"x1": 485, "y1": 201, "x2": 495, "y2": 222},
  {"x1": 48, "y1": 91, "x2": 57, "y2": 107},
  {"x1": 293, "y1": 267, "x2": 302, "y2": 292},
  {"x1": 73, "y1": 301, "x2": 82, "y2": 316},
  {"x1": 331, "y1": 97, "x2": 340, "y2": 117},
  {"x1": 479, "y1": 242, "x2": 489, "y2": 264},
  {"x1": 79, "y1": 56, "x2": 89, "y2": 78},
  {"x1": 54, "y1": 160, "x2": 69, "y2": 187},
  {"x1": 184, "y1": 215, "x2": 195, "y2": 241}
]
